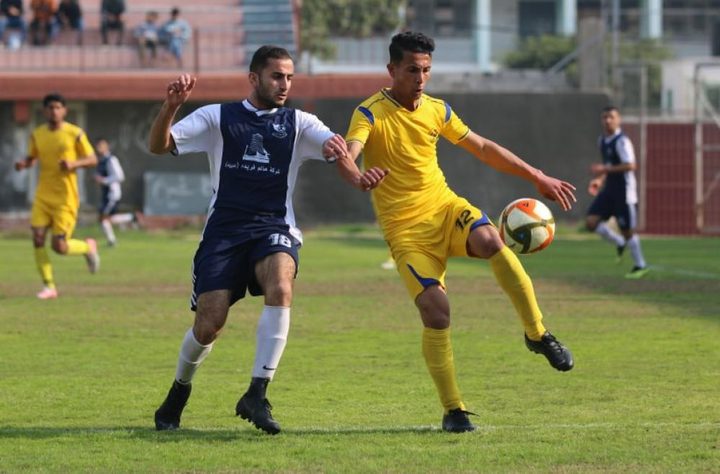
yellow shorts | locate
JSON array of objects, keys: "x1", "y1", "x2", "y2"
[
  {"x1": 387, "y1": 196, "x2": 492, "y2": 300},
  {"x1": 30, "y1": 198, "x2": 78, "y2": 238}
]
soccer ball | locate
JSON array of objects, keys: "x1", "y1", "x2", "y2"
[{"x1": 498, "y1": 198, "x2": 555, "y2": 254}]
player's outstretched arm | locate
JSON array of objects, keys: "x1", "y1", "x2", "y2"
[
  {"x1": 149, "y1": 74, "x2": 197, "y2": 154},
  {"x1": 334, "y1": 141, "x2": 388, "y2": 192},
  {"x1": 459, "y1": 131, "x2": 576, "y2": 211}
]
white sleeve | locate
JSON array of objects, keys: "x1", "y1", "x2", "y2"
[
  {"x1": 106, "y1": 156, "x2": 125, "y2": 184},
  {"x1": 616, "y1": 136, "x2": 636, "y2": 164},
  {"x1": 171, "y1": 104, "x2": 221, "y2": 156},
  {"x1": 294, "y1": 110, "x2": 335, "y2": 162}
]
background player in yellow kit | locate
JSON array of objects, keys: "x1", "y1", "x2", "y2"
[
  {"x1": 14, "y1": 93, "x2": 100, "y2": 299},
  {"x1": 337, "y1": 32, "x2": 576, "y2": 432}
]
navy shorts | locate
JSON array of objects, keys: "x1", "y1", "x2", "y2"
[
  {"x1": 587, "y1": 190, "x2": 637, "y2": 230},
  {"x1": 190, "y1": 228, "x2": 300, "y2": 311},
  {"x1": 99, "y1": 196, "x2": 119, "y2": 216}
]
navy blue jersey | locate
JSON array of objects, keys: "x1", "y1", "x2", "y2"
[
  {"x1": 171, "y1": 100, "x2": 334, "y2": 243},
  {"x1": 216, "y1": 102, "x2": 296, "y2": 215},
  {"x1": 95, "y1": 153, "x2": 124, "y2": 203},
  {"x1": 598, "y1": 130, "x2": 637, "y2": 204}
]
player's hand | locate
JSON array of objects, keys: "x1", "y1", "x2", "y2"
[
  {"x1": 535, "y1": 173, "x2": 576, "y2": 211},
  {"x1": 357, "y1": 167, "x2": 389, "y2": 191},
  {"x1": 166, "y1": 74, "x2": 197, "y2": 108},
  {"x1": 14, "y1": 160, "x2": 26, "y2": 171},
  {"x1": 59, "y1": 159, "x2": 75, "y2": 172},
  {"x1": 590, "y1": 163, "x2": 608, "y2": 177},
  {"x1": 94, "y1": 175, "x2": 104, "y2": 184},
  {"x1": 588, "y1": 178, "x2": 602, "y2": 196},
  {"x1": 322, "y1": 134, "x2": 348, "y2": 163}
]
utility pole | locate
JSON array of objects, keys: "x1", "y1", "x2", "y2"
[{"x1": 611, "y1": 0, "x2": 620, "y2": 91}]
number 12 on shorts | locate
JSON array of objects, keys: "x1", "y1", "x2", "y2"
[{"x1": 268, "y1": 233, "x2": 292, "y2": 248}]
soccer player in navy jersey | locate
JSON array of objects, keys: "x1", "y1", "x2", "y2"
[
  {"x1": 148, "y1": 45, "x2": 385, "y2": 434},
  {"x1": 94, "y1": 138, "x2": 136, "y2": 247},
  {"x1": 586, "y1": 106, "x2": 649, "y2": 279}
]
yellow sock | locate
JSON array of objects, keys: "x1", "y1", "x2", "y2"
[
  {"x1": 66, "y1": 239, "x2": 89, "y2": 256},
  {"x1": 422, "y1": 327, "x2": 465, "y2": 413},
  {"x1": 490, "y1": 246, "x2": 547, "y2": 340},
  {"x1": 34, "y1": 247, "x2": 55, "y2": 289}
]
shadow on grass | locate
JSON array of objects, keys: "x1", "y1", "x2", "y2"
[{"x1": 0, "y1": 425, "x2": 441, "y2": 442}]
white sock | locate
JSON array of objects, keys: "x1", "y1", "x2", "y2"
[
  {"x1": 110, "y1": 213, "x2": 134, "y2": 225},
  {"x1": 596, "y1": 222, "x2": 626, "y2": 247},
  {"x1": 101, "y1": 219, "x2": 116, "y2": 245},
  {"x1": 175, "y1": 328, "x2": 213, "y2": 385},
  {"x1": 627, "y1": 235, "x2": 647, "y2": 268},
  {"x1": 252, "y1": 306, "x2": 290, "y2": 380}
]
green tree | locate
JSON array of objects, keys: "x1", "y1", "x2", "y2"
[
  {"x1": 504, "y1": 35, "x2": 672, "y2": 107},
  {"x1": 301, "y1": 0, "x2": 405, "y2": 59},
  {"x1": 503, "y1": 35, "x2": 576, "y2": 70}
]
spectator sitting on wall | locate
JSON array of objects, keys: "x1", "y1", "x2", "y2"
[
  {"x1": 56, "y1": 0, "x2": 83, "y2": 45},
  {"x1": 134, "y1": 11, "x2": 160, "y2": 67},
  {"x1": 160, "y1": 7, "x2": 191, "y2": 68},
  {"x1": 101, "y1": 0, "x2": 125, "y2": 45},
  {"x1": 0, "y1": 0, "x2": 27, "y2": 49},
  {"x1": 30, "y1": 0, "x2": 57, "y2": 46}
]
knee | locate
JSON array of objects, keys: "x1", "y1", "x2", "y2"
[
  {"x1": 193, "y1": 317, "x2": 224, "y2": 345},
  {"x1": 263, "y1": 279, "x2": 293, "y2": 307},
  {"x1": 50, "y1": 240, "x2": 67, "y2": 254},
  {"x1": 468, "y1": 225, "x2": 504, "y2": 259},
  {"x1": 418, "y1": 306, "x2": 450, "y2": 329},
  {"x1": 32, "y1": 236, "x2": 44, "y2": 248},
  {"x1": 416, "y1": 288, "x2": 450, "y2": 329}
]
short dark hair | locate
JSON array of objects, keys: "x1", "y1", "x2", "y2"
[
  {"x1": 389, "y1": 31, "x2": 435, "y2": 63},
  {"x1": 602, "y1": 105, "x2": 620, "y2": 114},
  {"x1": 43, "y1": 93, "x2": 66, "y2": 107},
  {"x1": 249, "y1": 45, "x2": 292, "y2": 73},
  {"x1": 171, "y1": 7, "x2": 180, "y2": 16}
]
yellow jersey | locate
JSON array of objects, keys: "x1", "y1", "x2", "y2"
[
  {"x1": 28, "y1": 122, "x2": 94, "y2": 207},
  {"x1": 346, "y1": 89, "x2": 470, "y2": 238}
]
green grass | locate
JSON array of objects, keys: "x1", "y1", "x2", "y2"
[{"x1": 0, "y1": 225, "x2": 718, "y2": 473}]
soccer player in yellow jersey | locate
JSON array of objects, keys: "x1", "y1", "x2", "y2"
[
  {"x1": 14, "y1": 93, "x2": 101, "y2": 300},
  {"x1": 338, "y1": 32, "x2": 577, "y2": 432}
]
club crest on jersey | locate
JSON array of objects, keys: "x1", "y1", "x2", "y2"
[
  {"x1": 271, "y1": 123, "x2": 288, "y2": 139},
  {"x1": 429, "y1": 129, "x2": 439, "y2": 142},
  {"x1": 242, "y1": 133, "x2": 271, "y2": 163}
]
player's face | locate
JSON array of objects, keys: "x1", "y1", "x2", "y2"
[
  {"x1": 601, "y1": 110, "x2": 621, "y2": 135},
  {"x1": 250, "y1": 58, "x2": 294, "y2": 109},
  {"x1": 388, "y1": 51, "x2": 432, "y2": 104},
  {"x1": 95, "y1": 140, "x2": 109, "y2": 156},
  {"x1": 44, "y1": 101, "x2": 67, "y2": 126}
]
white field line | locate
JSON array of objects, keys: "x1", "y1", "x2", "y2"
[{"x1": 649, "y1": 265, "x2": 720, "y2": 279}]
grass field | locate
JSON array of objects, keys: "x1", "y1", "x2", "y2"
[{"x1": 0, "y1": 225, "x2": 718, "y2": 473}]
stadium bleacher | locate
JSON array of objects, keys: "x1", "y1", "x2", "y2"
[{"x1": 0, "y1": 0, "x2": 298, "y2": 72}]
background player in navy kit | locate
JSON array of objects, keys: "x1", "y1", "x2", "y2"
[
  {"x1": 148, "y1": 46, "x2": 385, "y2": 434},
  {"x1": 94, "y1": 138, "x2": 136, "y2": 247},
  {"x1": 586, "y1": 106, "x2": 649, "y2": 279}
]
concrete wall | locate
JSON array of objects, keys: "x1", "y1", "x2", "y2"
[{"x1": 0, "y1": 92, "x2": 610, "y2": 225}]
